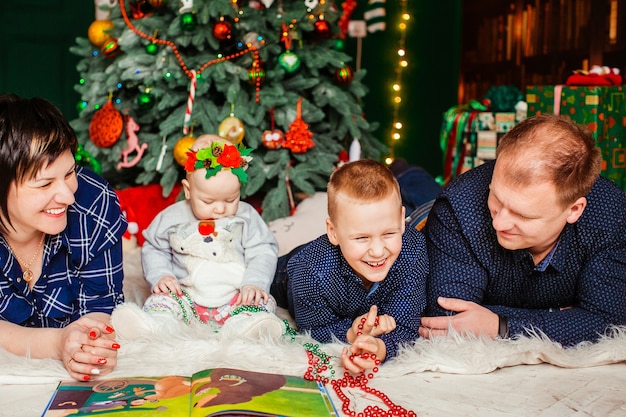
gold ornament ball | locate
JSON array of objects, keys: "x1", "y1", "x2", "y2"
[
  {"x1": 218, "y1": 116, "x2": 245, "y2": 144},
  {"x1": 88, "y1": 20, "x2": 115, "y2": 47},
  {"x1": 173, "y1": 135, "x2": 196, "y2": 166}
]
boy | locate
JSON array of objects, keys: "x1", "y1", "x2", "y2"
[{"x1": 272, "y1": 159, "x2": 428, "y2": 372}]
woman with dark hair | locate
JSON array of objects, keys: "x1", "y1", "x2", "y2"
[{"x1": 0, "y1": 94, "x2": 127, "y2": 381}]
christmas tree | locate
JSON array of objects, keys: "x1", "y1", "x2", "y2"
[{"x1": 70, "y1": 0, "x2": 386, "y2": 221}]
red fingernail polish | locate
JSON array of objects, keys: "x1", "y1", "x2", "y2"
[
  {"x1": 83, "y1": 375, "x2": 91, "y2": 381},
  {"x1": 105, "y1": 326, "x2": 115, "y2": 333},
  {"x1": 89, "y1": 331, "x2": 97, "y2": 339},
  {"x1": 98, "y1": 358, "x2": 107, "y2": 364},
  {"x1": 112, "y1": 343, "x2": 120, "y2": 349}
]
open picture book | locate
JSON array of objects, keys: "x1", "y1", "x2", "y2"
[{"x1": 41, "y1": 367, "x2": 338, "y2": 416}]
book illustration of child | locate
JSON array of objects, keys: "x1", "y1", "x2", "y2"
[
  {"x1": 271, "y1": 159, "x2": 428, "y2": 373},
  {"x1": 112, "y1": 135, "x2": 284, "y2": 339}
]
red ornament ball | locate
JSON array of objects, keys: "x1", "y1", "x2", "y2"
[
  {"x1": 314, "y1": 20, "x2": 331, "y2": 38},
  {"x1": 261, "y1": 130, "x2": 284, "y2": 150},
  {"x1": 101, "y1": 39, "x2": 120, "y2": 58},
  {"x1": 89, "y1": 100, "x2": 123, "y2": 148},
  {"x1": 247, "y1": 63, "x2": 265, "y2": 86},
  {"x1": 148, "y1": 0, "x2": 167, "y2": 7},
  {"x1": 212, "y1": 20, "x2": 233, "y2": 41},
  {"x1": 335, "y1": 65, "x2": 354, "y2": 85}
]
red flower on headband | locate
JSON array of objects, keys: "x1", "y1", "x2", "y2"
[
  {"x1": 184, "y1": 151, "x2": 198, "y2": 172},
  {"x1": 217, "y1": 143, "x2": 243, "y2": 169}
]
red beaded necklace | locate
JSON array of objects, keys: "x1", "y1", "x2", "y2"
[{"x1": 303, "y1": 317, "x2": 417, "y2": 417}]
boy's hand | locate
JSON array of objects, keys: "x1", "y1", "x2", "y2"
[
  {"x1": 341, "y1": 335, "x2": 386, "y2": 373},
  {"x1": 346, "y1": 305, "x2": 396, "y2": 343},
  {"x1": 153, "y1": 276, "x2": 182, "y2": 296},
  {"x1": 237, "y1": 285, "x2": 269, "y2": 306}
]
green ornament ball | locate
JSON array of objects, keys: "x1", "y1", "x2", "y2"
[
  {"x1": 137, "y1": 92, "x2": 155, "y2": 110},
  {"x1": 145, "y1": 43, "x2": 158, "y2": 55},
  {"x1": 278, "y1": 51, "x2": 301, "y2": 73},
  {"x1": 76, "y1": 101, "x2": 88, "y2": 113},
  {"x1": 180, "y1": 12, "x2": 197, "y2": 31},
  {"x1": 334, "y1": 38, "x2": 345, "y2": 51}
]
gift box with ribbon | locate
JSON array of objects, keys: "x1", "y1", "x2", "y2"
[{"x1": 526, "y1": 84, "x2": 626, "y2": 190}]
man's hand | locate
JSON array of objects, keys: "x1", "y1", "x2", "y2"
[{"x1": 419, "y1": 297, "x2": 499, "y2": 339}]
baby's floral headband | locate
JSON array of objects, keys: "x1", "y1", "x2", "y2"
[{"x1": 184, "y1": 142, "x2": 253, "y2": 183}]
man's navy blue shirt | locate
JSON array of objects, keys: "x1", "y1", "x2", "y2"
[{"x1": 424, "y1": 161, "x2": 626, "y2": 347}]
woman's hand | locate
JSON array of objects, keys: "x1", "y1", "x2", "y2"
[{"x1": 61, "y1": 314, "x2": 120, "y2": 381}]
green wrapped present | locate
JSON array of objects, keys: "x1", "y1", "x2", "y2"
[{"x1": 526, "y1": 85, "x2": 626, "y2": 190}]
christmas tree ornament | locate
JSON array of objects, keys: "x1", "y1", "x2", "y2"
[
  {"x1": 89, "y1": 98, "x2": 124, "y2": 148},
  {"x1": 183, "y1": 70, "x2": 197, "y2": 134},
  {"x1": 145, "y1": 42, "x2": 159, "y2": 55},
  {"x1": 129, "y1": 0, "x2": 152, "y2": 19},
  {"x1": 243, "y1": 32, "x2": 263, "y2": 49},
  {"x1": 87, "y1": 19, "x2": 115, "y2": 47},
  {"x1": 314, "y1": 19, "x2": 331, "y2": 38},
  {"x1": 283, "y1": 97, "x2": 315, "y2": 153},
  {"x1": 178, "y1": 0, "x2": 193, "y2": 13},
  {"x1": 278, "y1": 51, "x2": 301, "y2": 73},
  {"x1": 334, "y1": 64, "x2": 354, "y2": 85},
  {"x1": 148, "y1": 0, "x2": 168, "y2": 7},
  {"x1": 304, "y1": 0, "x2": 319, "y2": 9},
  {"x1": 136, "y1": 90, "x2": 155, "y2": 110},
  {"x1": 101, "y1": 39, "x2": 121, "y2": 58},
  {"x1": 261, "y1": 108, "x2": 284, "y2": 150},
  {"x1": 173, "y1": 134, "x2": 196, "y2": 166},
  {"x1": 259, "y1": 0, "x2": 275, "y2": 8},
  {"x1": 218, "y1": 115, "x2": 245, "y2": 144},
  {"x1": 179, "y1": 12, "x2": 197, "y2": 31},
  {"x1": 247, "y1": 61, "x2": 265, "y2": 86},
  {"x1": 261, "y1": 130, "x2": 284, "y2": 150},
  {"x1": 212, "y1": 19, "x2": 233, "y2": 42},
  {"x1": 75, "y1": 144, "x2": 102, "y2": 174},
  {"x1": 117, "y1": 116, "x2": 149, "y2": 170},
  {"x1": 338, "y1": 0, "x2": 358, "y2": 39}
]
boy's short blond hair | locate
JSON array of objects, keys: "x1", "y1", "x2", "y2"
[{"x1": 326, "y1": 159, "x2": 401, "y2": 221}]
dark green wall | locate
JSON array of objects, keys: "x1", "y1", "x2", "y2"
[
  {"x1": 0, "y1": 1, "x2": 461, "y2": 178},
  {"x1": 0, "y1": 0, "x2": 93, "y2": 119},
  {"x1": 349, "y1": 1, "x2": 462, "y2": 178}
]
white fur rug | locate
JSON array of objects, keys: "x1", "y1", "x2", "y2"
[
  {"x1": 2, "y1": 314, "x2": 626, "y2": 416},
  {"x1": 2, "y1": 314, "x2": 626, "y2": 385}
]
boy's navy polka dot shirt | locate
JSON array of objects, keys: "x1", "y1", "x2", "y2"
[
  {"x1": 424, "y1": 161, "x2": 626, "y2": 347},
  {"x1": 287, "y1": 227, "x2": 428, "y2": 360}
]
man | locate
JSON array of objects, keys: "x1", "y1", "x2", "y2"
[{"x1": 420, "y1": 113, "x2": 626, "y2": 347}]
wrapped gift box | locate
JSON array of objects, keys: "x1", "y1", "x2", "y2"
[{"x1": 526, "y1": 85, "x2": 626, "y2": 190}]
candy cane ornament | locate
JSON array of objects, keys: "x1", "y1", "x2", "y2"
[{"x1": 183, "y1": 70, "x2": 197, "y2": 134}]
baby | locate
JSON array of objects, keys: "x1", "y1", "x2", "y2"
[{"x1": 114, "y1": 135, "x2": 283, "y2": 339}]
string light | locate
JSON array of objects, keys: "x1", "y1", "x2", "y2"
[{"x1": 385, "y1": 0, "x2": 409, "y2": 166}]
